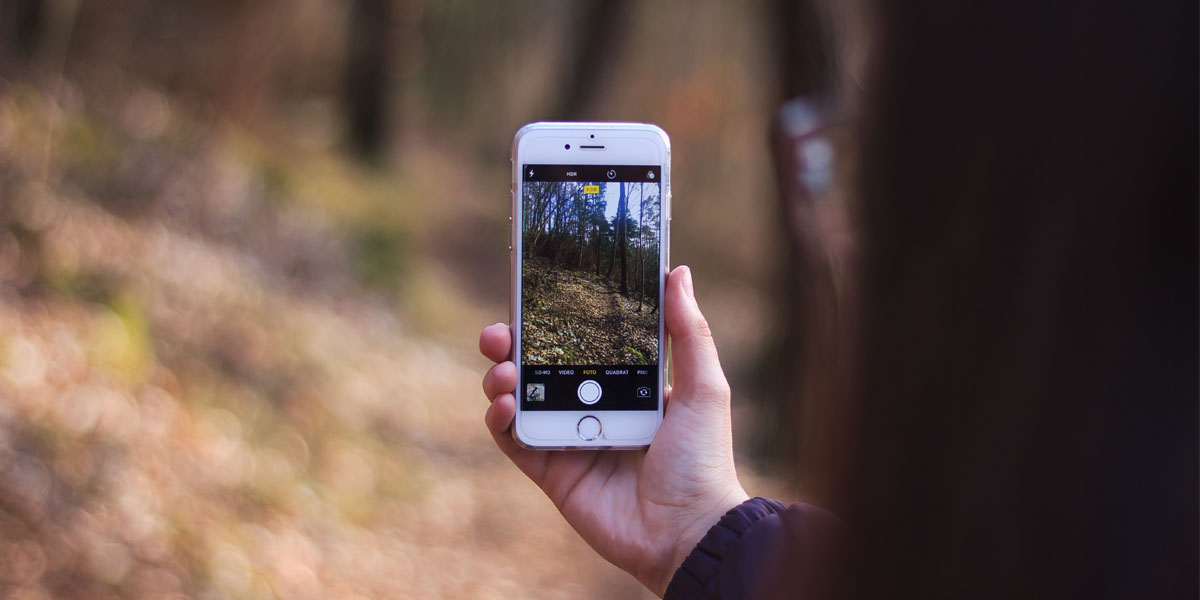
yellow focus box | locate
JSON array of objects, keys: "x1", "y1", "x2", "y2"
[{"x1": 584, "y1": 185, "x2": 600, "y2": 194}]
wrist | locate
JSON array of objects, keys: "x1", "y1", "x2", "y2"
[{"x1": 651, "y1": 486, "x2": 750, "y2": 597}]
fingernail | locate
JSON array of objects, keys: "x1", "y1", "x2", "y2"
[{"x1": 682, "y1": 266, "x2": 695, "y2": 299}]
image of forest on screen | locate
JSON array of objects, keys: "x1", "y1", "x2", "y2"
[{"x1": 522, "y1": 180, "x2": 661, "y2": 365}]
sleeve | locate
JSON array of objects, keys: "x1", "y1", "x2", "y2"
[{"x1": 663, "y1": 497, "x2": 838, "y2": 600}]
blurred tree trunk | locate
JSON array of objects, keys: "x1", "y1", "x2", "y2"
[
  {"x1": 768, "y1": 0, "x2": 836, "y2": 100},
  {"x1": 0, "y1": 0, "x2": 79, "y2": 82},
  {"x1": 0, "y1": 0, "x2": 43, "y2": 75},
  {"x1": 343, "y1": 0, "x2": 395, "y2": 162},
  {"x1": 760, "y1": 0, "x2": 842, "y2": 495},
  {"x1": 551, "y1": 0, "x2": 633, "y2": 120}
]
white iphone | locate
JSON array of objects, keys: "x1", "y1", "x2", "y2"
[{"x1": 510, "y1": 122, "x2": 670, "y2": 449}]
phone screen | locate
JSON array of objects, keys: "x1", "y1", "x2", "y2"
[{"x1": 519, "y1": 164, "x2": 663, "y2": 411}]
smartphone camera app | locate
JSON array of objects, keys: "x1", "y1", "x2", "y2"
[{"x1": 519, "y1": 164, "x2": 662, "y2": 411}]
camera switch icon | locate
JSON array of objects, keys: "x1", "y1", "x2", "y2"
[{"x1": 636, "y1": 386, "x2": 651, "y2": 398}]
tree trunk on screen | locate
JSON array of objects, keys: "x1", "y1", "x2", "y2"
[
  {"x1": 594, "y1": 221, "x2": 601, "y2": 275},
  {"x1": 618, "y1": 183, "x2": 629, "y2": 296},
  {"x1": 578, "y1": 187, "x2": 586, "y2": 268},
  {"x1": 606, "y1": 183, "x2": 626, "y2": 279},
  {"x1": 529, "y1": 185, "x2": 546, "y2": 254},
  {"x1": 637, "y1": 182, "x2": 645, "y2": 311}
]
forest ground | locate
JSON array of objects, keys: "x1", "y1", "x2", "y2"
[{"x1": 522, "y1": 255, "x2": 658, "y2": 365}]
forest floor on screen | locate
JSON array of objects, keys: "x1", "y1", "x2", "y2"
[{"x1": 522, "y1": 256, "x2": 658, "y2": 365}]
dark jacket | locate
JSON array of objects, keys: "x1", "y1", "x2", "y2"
[{"x1": 665, "y1": 498, "x2": 838, "y2": 600}]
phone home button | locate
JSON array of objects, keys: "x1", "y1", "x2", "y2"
[
  {"x1": 577, "y1": 416, "x2": 602, "y2": 441},
  {"x1": 577, "y1": 379, "x2": 602, "y2": 405}
]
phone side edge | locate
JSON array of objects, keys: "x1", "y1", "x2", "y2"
[{"x1": 511, "y1": 126, "x2": 530, "y2": 448}]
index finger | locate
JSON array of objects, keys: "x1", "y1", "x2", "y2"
[{"x1": 479, "y1": 322, "x2": 513, "y2": 364}]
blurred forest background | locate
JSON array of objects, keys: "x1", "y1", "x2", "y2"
[{"x1": 0, "y1": 0, "x2": 830, "y2": 597}]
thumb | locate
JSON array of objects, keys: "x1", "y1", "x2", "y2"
[{"x1": 665, "y1": 266, "x2": 731, "y2": 404}]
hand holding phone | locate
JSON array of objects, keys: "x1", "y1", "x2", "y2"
[{"x1": 479, "y1": 265, "x2": 749, "y2": 596}]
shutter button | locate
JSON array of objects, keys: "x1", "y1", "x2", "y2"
[{"x1": 577, "y1": 379, "x2": 602, "y2": 405}]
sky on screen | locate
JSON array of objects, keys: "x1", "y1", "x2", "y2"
[{"x1": 601, "y1": 181, "x2": 660, "y2": 222}]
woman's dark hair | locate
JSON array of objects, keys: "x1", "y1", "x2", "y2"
[{"x1": 833, "y1": 1, "x2": 1197, "y2": 598}]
